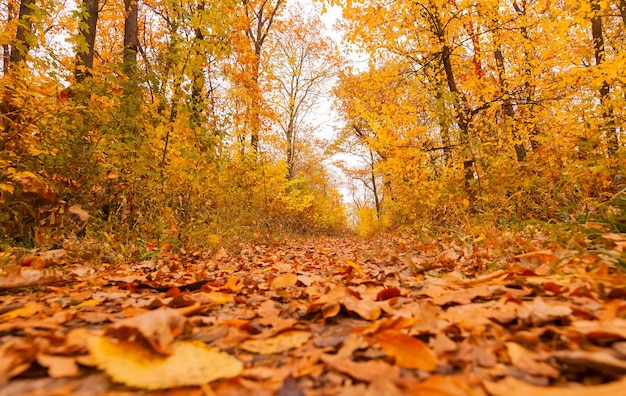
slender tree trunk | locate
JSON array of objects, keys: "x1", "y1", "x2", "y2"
[
  {"x1": 2, "y1": 0, "x2": 35, "y2": 129},
  {"x1": 494, "y1": 45, "x2": 527, "y2": 162},
  {"x1": 512, "y1": 0, "x2": 541, "y2": 152},
  {"x1": 243, "y1": 0, "x2": 283, "y2": 152},
  {"x1": 590, "y1": 0, "x2": 619, "y2": 156},
  {"x1": 369, "y1": 148, "x2": 381, "y2": 219},
  {"x1": 123, "y1": 0, "x2": 139, "y2": 75},
  {"x1": 190, "y1": 1, "x2": 206, "y2": 130},
  {"x1": 9, "y1": 0, "x2": 35, "y2": 65},
  {"x1": 620, "y1": 0, "x2": 626, "y2": 27},
  {"x1": 75, "y1": 0, "x2": 99, "y2": 83},
  {"x1": 440, "y1": 38, "x2": 476, "y2": 211}
]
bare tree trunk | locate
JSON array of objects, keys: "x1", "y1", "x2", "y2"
[
  {"x1": 369, "y1": 148, "x2": 381, "y2": 219},
  {"x1": 1, "y1": 2, "x2": 12, "y2": 76},
  {"x1": 243, "y1": 0, "x2": 283, "y2": 152},
  {"x1": 512, "y1": 0, "x2": 541, "y2": 152},
  {"x1": 123, "y1": 0, "x2": 139, "y2": 75},
  {"x1": 9, "y1": 0, "x2": 35, "y2": 65},
  {"x1": 494, "y1": 45, "x2": 527, "y2": 161},
  {"x1": 590, "y1": 0, "x2": 619, "y2": 156},
  {"x1": 439, "y1": 37, "x2": 476, "y2": 211},
  {"x1": 75, "y1": 0, "x2": 99, "y2": 83}
]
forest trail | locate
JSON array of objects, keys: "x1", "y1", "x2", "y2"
[{"x1": 2, "y1": 234, "x2": 626, "y2": 395}]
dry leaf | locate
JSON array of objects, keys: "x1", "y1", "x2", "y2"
[
  {"x1": 484, "y1": 375, "x2": 626, "y2": 396},
  {"x1": 406, "y1": 374, "x2": 474, "y2": 396},
  {"x1": 321, "y1": 354, "x2": 401, "y2": 383},
  {"x1": 88, "y1": 336, "x2": 242, "y2": 390},
  {"x1": 271, "y1": 273, "x2": 298, "y2": 289},
  {"x1": 36, "y1": 354, "x2": 80, "y2": 378},
  {"x1": 104, "y1": 307, "x2": 186, "y2": 355},
  {"x1": 240, "y1": 331, "x2": 311, "y2": 354},
  {"x1": 0, "y1": 338, "x2": 36, "y2": 384},
  {"x1": 375, "y1": 329, "x2": 437, "y2": 371}
]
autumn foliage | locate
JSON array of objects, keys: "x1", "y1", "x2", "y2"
[
  {"x1": 328, "y1": 0, "x2": 625, "y2": 236},
  {"x1": 0, "y1": 0, "x2": 347, "y2": 250}
]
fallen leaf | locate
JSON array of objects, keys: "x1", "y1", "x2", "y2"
[
  {"x1": 36, "y1": 354, "x2": 80, "y2": 378},
  {"x1": 240, "y1": 331, "x2": 311, "y2": 354},
  {"x1": 0, "y1": 338, "x2": 36, "y2": 385},
  {"x1": 88, "y1": 336, "x2": 242, "y2": 390},
  {"x1": 406, "y1": 374, "x2": 474, "y2": 396},
  {"x1": 271, "y1": 273, "x2": 298, "y2": 290},
  {"x1": 375, "y1": 329, "x2": 437, "y2": 371},
  {"x1": 0, "y1": 302, "x2": 42, "y2": 321},
  {"x1": 104, "y1": 307, "x2": 187, "y2": 355},
  {"x1": 484, "y1": 375, "x2": 626, "y2": 396},
  {"x1": 321, "y1": 354, "x2": 401, "y2": 383},
  {"x1": 517, "y1": 297, "x2": 572, "y2": 326}
]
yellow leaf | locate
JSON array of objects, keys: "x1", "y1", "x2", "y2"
[
  {"x1": 88, "y1": 337, "x2": 242, "y2": 390},
  {"x1": 345, "y1": 259, "x2": 363, "y2": 273},
  {"x1": 27, "y1": 147, "x2": 48, "y2": 157},
  {"x1": 271, "y1": 273, "x2": 298, "y2": 289},
  {"x1": 0, "y1": 183, "x2": 14, "y2": 194},
  {"x1": 0, "y1": 302, "x2": 42, "y2": 321},
  {"x1": 76, "y1": 299, "x2": 100, "y2": 308},
  {"x1": 240, "y1": 331, "x2": 311, "y2": 354}
]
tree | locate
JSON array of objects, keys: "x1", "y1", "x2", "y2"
[
  {"x1": 8, "y1": 0, "x2": 34, "y2": 66},
  {"x1": 123, "y1": 0, "x2": 139, "y2": 74},
  {"x1": 268, "y1": 10, "x2": 340, "y2": 179},
  {"x1": 239, "y1": 0, "x2": 284, "y2": 151},
  {"x1": 590, "y1": 0, "x2": 619, "y2": 156},
  {"x1": 75, "y1": 0, "x2": 99, "y2": 82}
]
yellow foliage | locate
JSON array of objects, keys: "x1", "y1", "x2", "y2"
[{"x1": 88, "y1": 337, "x2": 243, "y2": 390}]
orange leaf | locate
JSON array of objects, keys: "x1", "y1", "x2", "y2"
[{"x1": 375, "y1": 329, "x2": 437, "y2": 371}]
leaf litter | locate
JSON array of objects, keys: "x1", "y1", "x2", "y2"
[{"x1": 1, "y1": 233, "x2": 626, "y2": 395}]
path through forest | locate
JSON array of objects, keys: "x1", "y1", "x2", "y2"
[{"x1": 2, "y1": 234, "x2": 626, "y2": 395}]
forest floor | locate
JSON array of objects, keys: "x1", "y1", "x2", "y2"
[{"x1": 1, "y1": 232, "x2": 626, "y2": 396}]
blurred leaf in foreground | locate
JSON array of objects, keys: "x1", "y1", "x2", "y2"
[{"x1": 87, "y1": 336, "x2": 242, "y2": 390}]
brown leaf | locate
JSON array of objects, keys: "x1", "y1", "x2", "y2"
[
  {"x1": 484, "y1": 375, "x2": 626, "y2": 396},
  {"x1": 376, "y1": 287, "x2": 402, "y2": 301},
  {"x1": 104, "y1": 307, "x2": 187, "y2": 355},
  {"x1": 0, "y1": 338, "x2": 36, "y2": 385},
  {"x1": 517, "y1": 297, "x2": 572, "y2": 326},
  {"x1": 321, "y1": 354, "x2": 401, "y2": 383},
  {"x1": 36, "y1": 354, "x2": 80, "y2": 378}
]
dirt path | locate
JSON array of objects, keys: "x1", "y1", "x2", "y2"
[{"x1": 2, "y1": 235, "x2": 626, "y2": 395}]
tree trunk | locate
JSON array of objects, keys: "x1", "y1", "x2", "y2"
[
  {"x1": 494, "y1": 45, "x2": 526, "y2": 162},
  {"x1": 75, "y1": 0, "x2": 99, "y2": 83},
  {"x1": 190, "y1": 1, "x2": 206, "y2": 129},
  {"x1": 369, "y1": 148, "x2": 381, "y2": 219},
  {"x1": 243, "y1": 0, "x2": 284, "y2": 152},
  {"x1": 123, "y1": 0, "x2": 139, "y2": 75},
  {"x1": 590, "y1": 0, "x2": 619, "y2": 156},
  {"x1": 512, "y1": 0, "x2": 541, "y2": 152},
  {"x1": 439, "y1": 37, "x2": 476, "y2": 211},
  {"x1": 9, "y1": 0, "x2": 35, "y2": 65}
]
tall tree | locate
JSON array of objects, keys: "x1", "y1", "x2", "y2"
[
  {"x1": 269, "y1": 11, "x2": 339, "y2": 179},
  {"x1": 241, "y1": 0, "x2": 284, "y2": 151},
  {"x1": 75, "y1": 0, "x2": 100, "y2": 83},
  {"x1": 123, "y1": 0, "x2": 139, "y2": 75},
  {"x1": 8, "y1": 0, "x2": 34, "y2": 66},
  {"x1": 590, "y1": 0, "x2": 619, "y2": 156}
]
